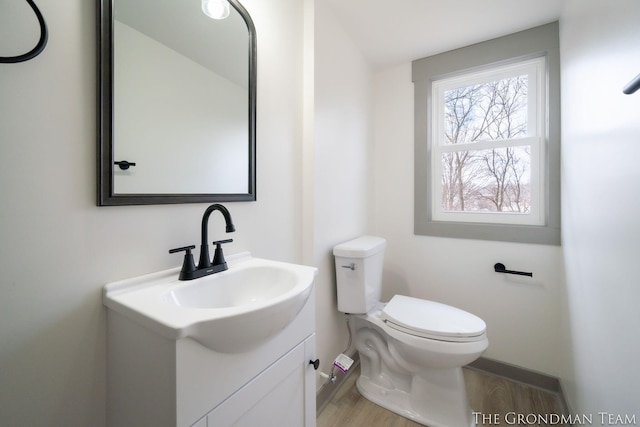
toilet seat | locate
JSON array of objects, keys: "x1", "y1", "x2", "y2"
[{"x1": 382, "y1": 295, "x2": 486, "y2": 342}]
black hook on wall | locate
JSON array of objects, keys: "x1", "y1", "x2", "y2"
[
  {"x1": 623, "y1": 72, "x2": 640, "y2": 95},
  {"x1": 0, "y1": 0, "x2": 48, "y2": 63}
]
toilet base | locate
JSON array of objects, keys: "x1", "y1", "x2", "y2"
[{"x1": 356, "y1": 368, "x2": 476, "y2": 427}]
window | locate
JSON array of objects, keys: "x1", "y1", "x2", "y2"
[
  {"x1": 413, "y1": 22, "x2": 560, "y2": 245},
  {"x1": 432, "y1": 58, "x2": 545, "y2": 226}
]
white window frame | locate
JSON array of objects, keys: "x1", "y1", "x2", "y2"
[
  {"x1": 412, "y1": 22, "x2": 561, "y2": 245},
  {"x1": 431, "y1": 58, "x2": 546, "y2": 226}
]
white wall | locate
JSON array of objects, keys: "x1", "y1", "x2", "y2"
[
  {"x1": 311, "y1": 0, "x2": 373, "y2": 388},
  {"x1": 0, "y1": 0, "x2": 305, "y2": 424},
  {"x1": 371, "y1": 64, "x2": 566, "y2": 376},
  {"x1": 559, "y1": 0, "x2": 640, "y2": 418}
]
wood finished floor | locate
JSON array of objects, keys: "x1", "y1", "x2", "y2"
[{"x1": 317, "y1": 365, "x2": 565, "y2": 427}]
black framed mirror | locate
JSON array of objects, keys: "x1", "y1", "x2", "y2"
[{"x1": 98, "y1": 0, "x2": 256, "y2": 205}]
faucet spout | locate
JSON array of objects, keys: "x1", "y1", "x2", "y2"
[{"x1": 199, "y1": 204, "x2": 235, "y2": 269}]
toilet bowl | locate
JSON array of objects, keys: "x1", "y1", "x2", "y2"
[{"x1": 333, "y1": 236, "x2": 488, "y2": 427}]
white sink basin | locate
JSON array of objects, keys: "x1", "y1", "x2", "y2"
[
  {"x1": 103, "y1": 253, "x2": 317, "y2": 353},
  {"x1": 162, "y1": 265, "x2": 300, "y2": 309}
]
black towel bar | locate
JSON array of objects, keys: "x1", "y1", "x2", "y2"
[
  {"x1": 494, "y1": 263, "x2": 533, "y2": 277},
  {"x1": 114, "y1": 160, "x2": 136, "y2": 170}
]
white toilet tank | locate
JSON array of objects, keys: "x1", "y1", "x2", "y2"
[{"x1": 333, "y1": 236, "x2": 386, "y2": 314}]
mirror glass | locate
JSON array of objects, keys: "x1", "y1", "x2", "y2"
[{"x1": 98, "y1": 0, "x2": 256, "y2": 205}]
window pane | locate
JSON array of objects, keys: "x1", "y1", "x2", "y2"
[
  {"x1": 444, "y1": 76, "x2": 528, "y2": 144},
  {"x1": 441, "y1": 146, "x2": 531, "y2": 213}
]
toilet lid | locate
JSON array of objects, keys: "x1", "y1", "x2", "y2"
[{"x1": 381, "y1": 295, "x2": 486, "y2": 342}]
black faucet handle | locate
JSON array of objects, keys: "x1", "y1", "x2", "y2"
[
  {"x1": 169, "y1": 245, "x2": 197, "y2": 280},
  {"x1": 169, "y1": 245, "x2": 196, "y2": 254},
  {"x1": 212, "y1": 239, "x2": 233, "y2": 246},
  {"x1": 212, "y1": 239, "x2": 233, "y2": 266}
]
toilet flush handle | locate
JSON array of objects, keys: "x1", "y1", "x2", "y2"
[{"x1": 341, "y1": 263, "x2": 356, "y2": 270}]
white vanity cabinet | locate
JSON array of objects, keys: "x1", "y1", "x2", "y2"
[
  {"x1": 200, "y1": 335, "x2": 315, "y2": 426},
  {"x1": 105, "y1": 262, "x2": 317, "y2": 427}
]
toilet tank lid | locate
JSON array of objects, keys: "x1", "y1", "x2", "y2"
[{"x1": 333, "y1": 236, "x2": 386, "y2": 258}]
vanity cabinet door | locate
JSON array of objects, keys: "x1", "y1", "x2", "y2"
[{"x1": 205, "y1": 335, "x2": 316, "y2": 427}]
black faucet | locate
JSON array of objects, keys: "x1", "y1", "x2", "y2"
[{"x1": 169, "y1": 204, "x2": 235, "y2": 280}]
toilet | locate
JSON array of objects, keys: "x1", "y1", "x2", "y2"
[{"x1": 333, "y1": 236, "x2": 488, "y2": 427}]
